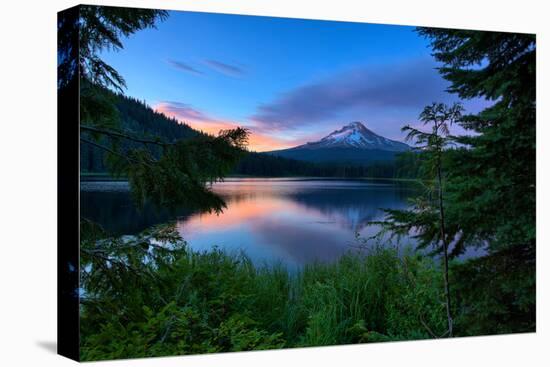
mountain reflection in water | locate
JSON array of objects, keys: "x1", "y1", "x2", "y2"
[{"x1": 81, "y1": 178, "x2": 416, "y2": 269}]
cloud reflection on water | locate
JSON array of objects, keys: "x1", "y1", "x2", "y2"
[{"x1": 175, "y1": 178, "x2": 413, "y2": 269}]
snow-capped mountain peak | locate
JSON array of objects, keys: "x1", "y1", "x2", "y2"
[{"x1": 298, "y1": 121, "x2": 409, "y2": 151}]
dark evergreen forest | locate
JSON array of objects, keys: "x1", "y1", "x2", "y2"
[{"x1": 80, "y1": 92, "x2": 198, "y2": 173}]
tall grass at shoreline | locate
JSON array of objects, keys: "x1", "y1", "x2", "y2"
[
  {"x1": 80, "y1": 224, "x2": 534, "y2": 361},
  {"x1": 79, "y1": 224, "x2": 450, "y2": 360}
]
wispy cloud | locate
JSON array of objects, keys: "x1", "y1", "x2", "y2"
[
  {"x1": 167, "y1": 58, "x2": 246, "y2": 78},
  {"x1": 155, "y1": 101, "x2": 213, "y2": 122},
  {"x1": 203, "y1": 59, "x2": 245, "y2": 77},
  {"x1": 167, "y1": 59, "x2": 204, "y2": 75},
  {"x1": 250, "y1": 58, "x2": 456, "y2": 132}
]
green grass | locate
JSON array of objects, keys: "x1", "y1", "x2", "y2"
[
  {"x1": 79, "y1": 225, "x2": 448, "y2": 360},
  {"x1": 78, "y1": 224, "x2": 535, "y2": 361}
]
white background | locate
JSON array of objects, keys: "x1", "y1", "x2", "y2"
[{"x1": 0, "y1": 0, "x2": 548, "y2": 365}]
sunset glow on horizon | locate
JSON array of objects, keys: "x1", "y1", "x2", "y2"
[{"x1": 153, "y1": 102, "x2": 310, "y2": 151}]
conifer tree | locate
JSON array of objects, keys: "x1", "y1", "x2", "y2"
[
  {"x1": 375, "y1": 102, "x2": 462, "y2": 337},
  {"x1": 58, "y1": 5, "x2": 248, "y2": 211},
  {"x1": 417, "y1": 28, "x2": 535, "y2": 253}
]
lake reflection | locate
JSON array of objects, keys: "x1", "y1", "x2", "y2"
[{"x1": 81, "y1": 178, "x2": 415, "y2": 269}]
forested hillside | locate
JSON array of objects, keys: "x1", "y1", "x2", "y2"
[{"x1": 80, "y1": 92, "x2": 199, "y2": 173}]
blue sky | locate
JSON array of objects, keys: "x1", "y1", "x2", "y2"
[{"x1": 101, "y1": 10, "x2": 487, "y2": 151}]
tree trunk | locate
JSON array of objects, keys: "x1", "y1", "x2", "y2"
[{"x1": 437, "y1": 156, "x2": 453, "y2": 337}]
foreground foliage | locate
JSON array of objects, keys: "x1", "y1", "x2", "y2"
[
  {"x1": 79, "y1": 224, "x2": 533, "y2": 361},
  {"x1": 72, "y1": 7, "x2": 535, "y2": 361},
  {"x1": 369, "y1": 29, "x2": 536, "y2": 342}
]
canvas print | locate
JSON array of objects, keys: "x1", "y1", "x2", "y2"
[{"x1": 57, "y1": 4, "x2": 535, "y2": 361}]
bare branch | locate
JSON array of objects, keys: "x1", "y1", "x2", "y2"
[
  {"x1": 81, "y1": 136, "x2": 136, "y2": 163},
  {"x1": 80, "y1": 136, "x2": 154, "y2": 167},
  {"x1": 81, "y1": 124, "x2": 174, "y2": 147}
]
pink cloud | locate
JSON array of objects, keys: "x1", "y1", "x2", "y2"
[{"x1": 153, "y1": 101, "x2": 307, "y2": 152}]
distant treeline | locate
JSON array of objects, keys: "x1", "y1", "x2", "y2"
[
  {"x1": 81, "y1": 92, "x2": 423, "y2": 179},
  {"x1": 233, "y1": 151, "x2": 424, "y2": 179}
]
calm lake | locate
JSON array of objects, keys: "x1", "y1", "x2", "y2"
[{"x1": 81, "y1": 178, "x2": 418, "y2": 269}]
